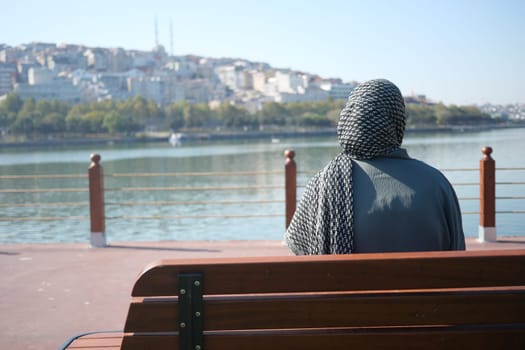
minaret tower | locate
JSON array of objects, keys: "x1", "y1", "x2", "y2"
[
  {"x1": 170, "y1": 18, "x2": 174, "y2": 57},
  {"x1": 154, "y1": 15, "x2": 159, "y2": 47}
]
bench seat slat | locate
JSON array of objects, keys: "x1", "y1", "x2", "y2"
[
  {"x1": 63, "y1": 332, "x2": 123, "y2": 349},
  {"x1": 121, "y1": 327, "x2": 525, "y2": 350},
  {"x1": 131, "y1": 250, "x2": 525, "y2": 296},
  {"x1": 124, "y1": 289, "x2": 525, "y2": 332}
]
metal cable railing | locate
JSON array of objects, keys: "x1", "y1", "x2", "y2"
[
  {"x1": 2, "y1": 173, "x2": 524, "y2": 214},
  {"x1": 1, "y1": 148, "x2": 524, "y2": 244},
  {"x1": 106, "y1": 185, "x2": 283, "y2": 192}
]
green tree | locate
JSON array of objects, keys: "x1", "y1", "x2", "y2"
[
  {"x1": 406, "y1": 104, "x2": 437, "y2": 127},
  {"x1": 299, "y1": 112, "x2": 332, "y2": 127},
  {"x1": 65, "y1": 107, "x2": 105, "y2": 133},
  {"x1": 184, "y1": 103, "x2": 212, "y2": 128},
  {"x1": 35, "y1": 100, "x2": 54, "y2": 116},
  {"x1": 166, "y1": 101, "x2": 186, "y2": 130},
  {"x1": 102, "y1": 111, "x2": 134, "y2": 134},
  {"x1": 147, "y1": 100, "x2": 163, "y2": 120},
  {"x1": 12, "y1": 112, "x2": 35, "y2": 134},
  {"x1": 1, "y1": 94, "x2": 23, "y2": 115},
  {"x1": 216, "y1": 103, "x2": 252, "y2": 128},
  {"x1": 325, "y1": 108, "x2": 342, "y2": 126},
  {"x1": 12, "y1": 98, "x2": 39, "y2": 135},
  {"x1": 66, "y1": 105, "x2": 86, "y2": 132},
  {"x1": 35, "y1": 112, "x2": 66, "y2": 133},
  {"x1": 258, "y1": 102, "x2": 289, "y2": 126},
  {"x1": 130, "y1": 96, "x2": 149, "y2": 128},
  {"x1": 82, "y1": 111, "x2": 106, "y2": 133}
]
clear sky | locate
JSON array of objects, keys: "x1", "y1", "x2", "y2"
[{"x1": 2, "y1": 0, "x2": 524, "y2": 105}]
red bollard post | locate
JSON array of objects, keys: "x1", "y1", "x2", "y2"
[
  {"x1": 479, "y1": 146, "x2": 496, "y2": 242},
  {"x1": 88, "y1": 153, "x2": 107, "y2": 247},
  {"x1": 284, "y1": 149, "x2": 297, "y2": 230}
]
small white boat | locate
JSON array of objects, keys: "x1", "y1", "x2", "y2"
[{"x1": 169, "y1": 133, "x2": 187, "y2": 147}]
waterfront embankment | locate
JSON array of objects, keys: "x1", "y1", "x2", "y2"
[{"x1": 1, "y1": 124, "x2": 523, "y2": 149}]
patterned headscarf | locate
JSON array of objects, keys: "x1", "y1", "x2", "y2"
[{"x1": 285, "y1": 79, "x2": 406, "y2": 254}]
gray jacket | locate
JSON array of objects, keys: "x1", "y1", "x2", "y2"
[{"x1": 285, "y1": 148, "x2": 465, "y2": 254}]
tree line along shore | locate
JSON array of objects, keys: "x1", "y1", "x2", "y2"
[{"x1": 1, "y1": 93, "x2": 521, "y2": 145}]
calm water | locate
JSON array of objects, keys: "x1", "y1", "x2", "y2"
[{"x1": 1, "y1": 127, "x2": 524, "y2": 243}]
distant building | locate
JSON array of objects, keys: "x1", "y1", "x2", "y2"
[
  {"x1": 108, "y1": 48, "x2": 132, "y2": 73},
  {"x1": 164, "y1": 57, "x2": 197, "y2": 79},
  {"x1": 0, "y1": 47, "x2": 19, "y2": 64},
  {"x1": 128, "y1": 76, "x2": 166, "y2": 106},
  {"x1": 129, "y1": 50, "x2": 156, "y2": 71},
  {"x1": 22, "y1": 42, "x2": 56, "y2": 52},
  {"x1": 195, "y1": 58, "x2": 217, "y2": 81},
  {"x1": 250, "y1": 70, "x2": 268, "y2": 93},
  {"x1": 96, "y1": 72, "x2": 131, "y2": 100},
  {"x1": 274, "y1": 87, "x2": 329, "y2": 103},
  {"x1": 404, "y1": 94, "x2": 434, "y2": 106},
  {"x1": 1, "y1": 41, "x2": 401, "y2": 108},
  {"x1": 13, "y1": 78, "x2": 82, "y2": 103},
  {"x1": 47, "y1": 51, "x2": 87, "y2": 72},
  {"x1": 28, "y1": 67, "x2": 54, "y2": 85},
  {"x1": 84, "y1": 48, "x2": 109, "y2": 72},
  {"x1": 319, "y1": 81, "x2": 357, "y2": 100},
  {"x1": 17, "y1": 59, "x2": 41, "y2": 84},
  {"x1": 0, "y1": 63, "x2": 16, "y2": 96},
  {"x1": 275, "y1": 70, "x2": 308, "y2": 94},
  {"x1": 215, "y1": 64, "x2": 251, "y2": 91},
  {"x1": 183, "y1": 79, "x2": 213, "y2": 104}
]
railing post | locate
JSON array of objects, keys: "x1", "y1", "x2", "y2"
[
  {"x1": 88, "y1": 153, "x2": 106, "y2": 247},
  {"x1": 479, "y1": 146, "x2": 496, "y2": 242},
  {"x1": 284, "y1": 149, "x2": 296, "y2": 229}
]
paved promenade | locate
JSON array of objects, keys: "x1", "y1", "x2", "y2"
[{"x1": 1, "y1": 237, "x2": 525, "y2": 350}]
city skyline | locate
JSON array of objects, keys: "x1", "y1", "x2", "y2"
[{"x1": 2, "y1": 0, "x2": 524, "y2": 106}]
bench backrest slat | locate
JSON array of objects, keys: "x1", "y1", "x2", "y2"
[
  {"x1": 122, "y1": 328, "x2": 525, "y2": 350},
  {"x1": 124, "y1": 289, "x2": 525, "y2": 332},
  {"x1": 131, "y1": 250, "x2": 525, "y2": 296}
]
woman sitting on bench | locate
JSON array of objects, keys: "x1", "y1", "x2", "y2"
[{"x1": 285, "y1": 79, "x2": 465, "y2": 255}]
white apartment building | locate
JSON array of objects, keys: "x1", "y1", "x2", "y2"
[
  {"x1": 128, "y1": 76, "x2": 166, "y2": 106},
  {"x1": 84, "y1": 49, "x2": 109, "y2": 72},
  {"x1": 47, "y1": 51, "x2": 87, "y2": 73},
  {"x1": 274, "y1": 87, "x2": 329, "y2": 103},
  {"x1": 128, "y1": 75, "x2": 193, "y2": 106},
  {"x1": 108, "y1": 48, "x2": 133, "y2": 73},
  {"x1": 28, "y1": 67, "x2": 54, "y2": 85},
  {"x1": 183, "y1": 79, "x2": 213, "y2": 104},
  {"x1": 0, "y1": 63, "x2": 16, "y2": 96},
  {"x1": 70, "y1": 69, "x2": 113, "y2": 102},
  {"x1": 164, "y1": 58, "x2": 198, "y2": 79},
  {"x1": 13, "y1": 78, "x2": 82, "y2": 103},
  {"x1": 215, "y1": 64, "x2": 251, "y2": 91},
  {"x1": 319, "y1": 81, "x2": 357, "y2": 100},
  {"x1": 70, "y1": 69, "x2": 95, "y2": 86},
  {"x1": 129, "y1": 51, "x2": 156, "y2": 70},
  {"x1": 231, "y1": 90, "x2": 269, "y2": 114},
  {"x1": 96, "y1": 73, "x2": 131, "y2": 100},
  {"x1": 17, "y1": 59, "x2": 39, "y2": 84},
  {"x1": 264, "y1": 77, "x2": 279, "y2": 97},
  {"x1": 275, "y1": 71, "x2": 308, "y2": 94},
  {"x1": 196, "y1": 58, "x2": 217, "y2": 81},
  {"x1": 250, "y1": 70, "x2": 267, "y2": 93},
  {"x1": 0, "y1": 47, "x2": 20, "y2": 64}
]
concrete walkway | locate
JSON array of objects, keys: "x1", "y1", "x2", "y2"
[{"x1": 1, "y1": 237, "x2": 524, "y2": 350}]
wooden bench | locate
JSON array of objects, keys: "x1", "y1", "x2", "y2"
[{"x1": 63, "y1": 249, "x2": 525, "y2": 349}]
